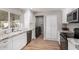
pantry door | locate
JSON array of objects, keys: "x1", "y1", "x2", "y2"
[{"x1": 45, "y1": 15, "x2": 58, "y2": 41}]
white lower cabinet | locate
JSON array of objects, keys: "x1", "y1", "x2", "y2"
[
  {"x1": 12, "y1": 33, "x2": 27, "y2": 50},
  {"x1": 12, "y1": 36, "x2": 21, "y2": 50},
  {"x1": 68, "y1": 38, "x2": 77, "y2": 50},
  {"x1": 0, "y1": 38, "x2": 12, "y2": 50},
  {"x1": 68, "y1": 41, "x2": 76, "y2": 50},
  {"x1": 7, "y1": 38, "x2": 13, "y2": 50},
  {"x1": 0, "y1": 32, "x2": 27, "y2": 50}
]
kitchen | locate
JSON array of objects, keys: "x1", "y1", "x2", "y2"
[{"x1": 0, "y1": 8, "x2": 79, "y2": 50}]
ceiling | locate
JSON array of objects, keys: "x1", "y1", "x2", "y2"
[
  {"x1": 31, "y1": 8, "x2": 63, "y2": 13},
  {"x1": 20, "y1": 8, "x2": 64, "y2": 13}
]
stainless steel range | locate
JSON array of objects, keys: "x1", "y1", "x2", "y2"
[
  {"x1": 60, "y1": 32, "x2": 74, "y2": 50},
  {"x1": 60, "y1": 33, "x2": 68, "y2": 50}
]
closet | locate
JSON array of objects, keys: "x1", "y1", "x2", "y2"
[{"x1": 45, "y1": 15, "x2": 58, "y2": 41}]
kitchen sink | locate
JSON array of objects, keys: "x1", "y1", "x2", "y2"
[{"x1": 8, "y1": 31, "x2": 23, "y2": 37}]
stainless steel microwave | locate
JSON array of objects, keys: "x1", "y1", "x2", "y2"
[{"x1": 67, "y1": 8, "x2": 79, "y2": 23}]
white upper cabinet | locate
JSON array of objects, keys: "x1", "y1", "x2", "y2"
[
  {"x1": 24, "y1": 9, "x2": 35, "y2": 29},
  {"x1": 30, "y1": 11, "x2": 35, "y2": 29},
  {"x1": 62, "y1": 9, "x2": 68, "y2": 23},
  {"x1": 62, "y1": 8, "x2": 76, "y2": 23}
]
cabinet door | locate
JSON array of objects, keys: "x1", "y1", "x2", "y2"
[
  {"x1": 68, "y1": 41, "x2": 76, "y2": 50},
  {"x1": 12, "y1": 33, "x2": 27, "y2": 50},
  {"x1": 7, "y1": 38, "x2": 13, "y2": 50},
  {"x1": 12, "y1": 35, "x2": 20, "y2": 50},
  {"x1": 0, "y1": 38, "x2": 12, "y2": 50},
  {"x1": 19, "y1": 33, "x2": 27, "y2": 49},
  {"x1": 0, "y1": 39, "x2": 8, "y2": 50}
]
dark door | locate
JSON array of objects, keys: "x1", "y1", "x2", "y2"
[
  {"x1": 35, "y1": 26, "x2": 41, "y2": 38},
  {"x1": 27, "y1": 30, "x2": 32, "y2": 45}
]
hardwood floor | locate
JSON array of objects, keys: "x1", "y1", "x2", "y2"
[{"x1": 23, "y1": 35, "x2": 60, "y2": 50}]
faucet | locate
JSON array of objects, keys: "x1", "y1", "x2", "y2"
[
  {"x1": 3, "y1": 30, "x2": 8, "y2": 34},
  {"x1": 12, "y1": 28, "x2": 14, "y2": 32}
]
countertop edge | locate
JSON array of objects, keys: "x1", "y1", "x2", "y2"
[{"x1": 0, "y1": 31, "x2": 27, "y2": 42}]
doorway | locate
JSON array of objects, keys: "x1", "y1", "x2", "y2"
[{"x1": 35, "y1": 16, "x2": 44, "y2": 39}]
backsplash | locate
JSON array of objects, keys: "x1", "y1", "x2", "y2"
[{"x1": 68, "y1": 23, "x2": 79, "y2": 32}]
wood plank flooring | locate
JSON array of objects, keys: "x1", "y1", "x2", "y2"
[{"x1": 23, "y1": 36, "x2": 60, "y2": 50}]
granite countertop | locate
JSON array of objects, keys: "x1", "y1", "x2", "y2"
[
  {"x1": 0, "y1": 27, "x2": 35, "y2": 40},
  {"x1": 0, "y1": 30, "x2": 27, "y2": 42},
  {"x1": 67, "y1": 38, "x2": 79, "y2": 45},
  {"x1": 0, "y1": 27, "x2": 34, "y2": 42}
]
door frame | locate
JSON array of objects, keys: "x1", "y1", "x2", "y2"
[
  {"x1": 35, "y1": 16, "x2": 45, "y2": 39},
  {"x1": 44, "y1": 15, "x2": 46, "y2": 40}
]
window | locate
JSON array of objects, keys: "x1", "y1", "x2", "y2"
[
  {"x1": 10, "y1": 13, "x2": 21, "y2": 31},
  {"x1": 0, "y1": 10, "x2": 21, "y2": 31},
  {"x1": 0, "y1": 10, "x2": 8, "y2": 30}
]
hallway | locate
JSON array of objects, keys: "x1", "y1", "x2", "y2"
[{"x1": 23, "y1": 36, "x2": 60, "y2": 50}]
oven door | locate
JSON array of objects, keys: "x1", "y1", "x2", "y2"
[{"x1": 60, "y1": 35, "x2": 68, "y2": 50}]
